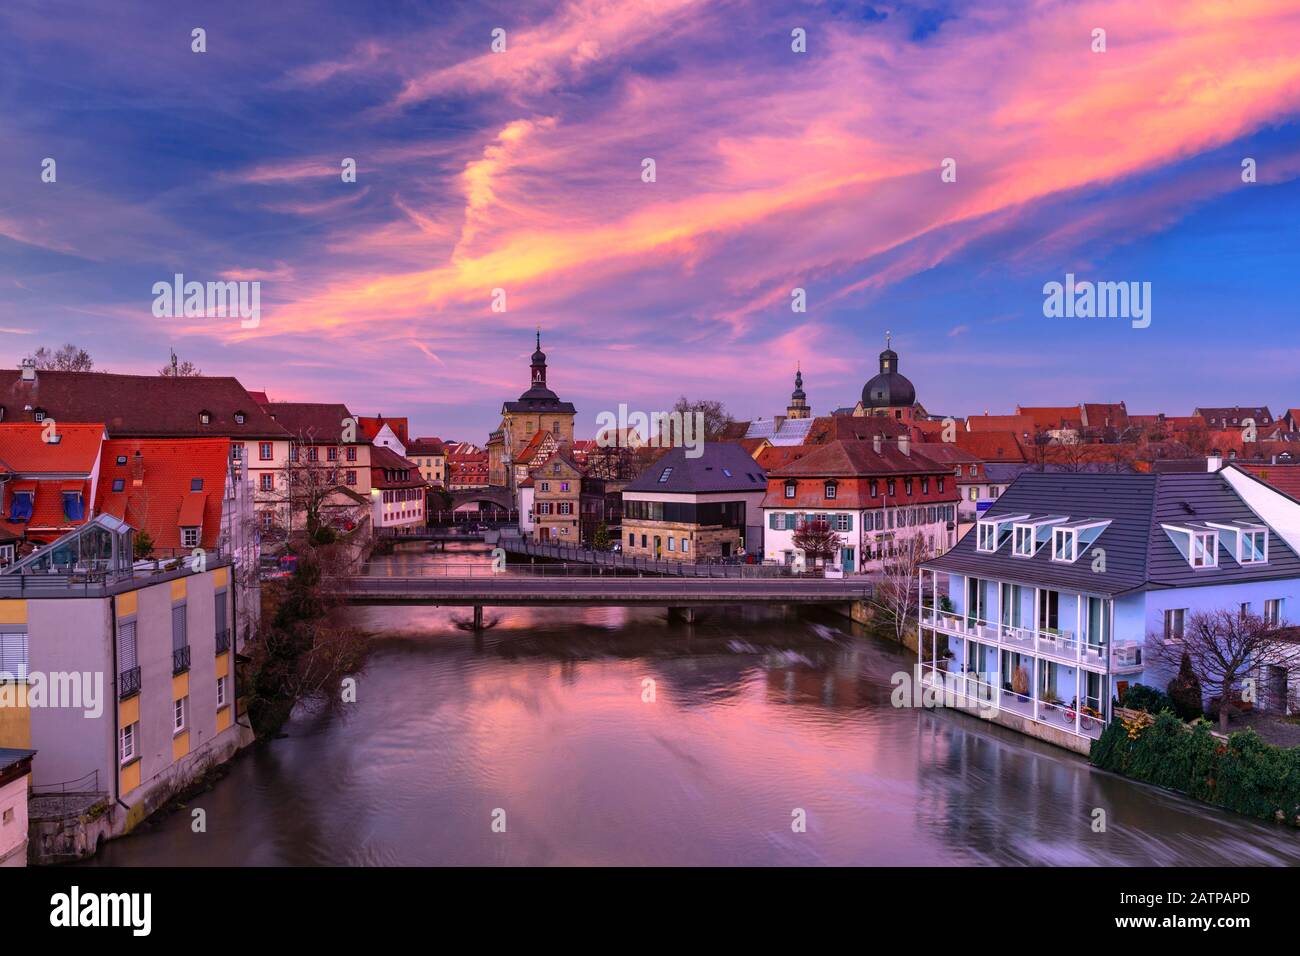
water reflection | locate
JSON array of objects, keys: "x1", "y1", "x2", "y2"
[{"x1": 87, "y1": 542, "x2": 1300, "y2": 866}]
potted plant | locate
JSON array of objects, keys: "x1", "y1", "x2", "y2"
[{"x1": 1011, "y1": 666, "x2": 1030, "y2": 700}]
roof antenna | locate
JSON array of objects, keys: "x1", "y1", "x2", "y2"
[{"x1": 169, "y1": 348, "x2": 178, "y2": 377}]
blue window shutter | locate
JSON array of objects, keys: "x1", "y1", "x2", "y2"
[
  {"x1": 769, "y1": 512, "x2": 778, "y2": 530},
  {"x1": 846, "y1": 514, "x2": 853, "y2": 531}
]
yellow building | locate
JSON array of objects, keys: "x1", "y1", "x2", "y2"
[
  {"x1": 0, "y1": 515, "x2": 249, "y2": 862},
  {"x1": 487, "y1": 332, "x2": 576, "y2": 491}
]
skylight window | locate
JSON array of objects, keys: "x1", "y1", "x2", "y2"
[{"x1": 658, "y1": 467, "x2": 673, "y2": 483}]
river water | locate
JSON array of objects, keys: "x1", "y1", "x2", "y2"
[{"x1": 90, "y1": 544, "x2": 1300, "y2": 866}]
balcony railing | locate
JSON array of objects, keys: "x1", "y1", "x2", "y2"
[
  {"x1": 924, "y1": 613, "x2": 1126, "y2": 671},
  {"x1": 215, "y1": 628, "x2": 231, "y2": 654},
  {"x1": 918, "y1": 662, "x2": 1106, "y2": 740},
  {"x1": 118, "y1": 666, "x2": 141, "y2": 700},
  {"x1": 173, "y1": 644, "x2": 191, "y2": 675}
]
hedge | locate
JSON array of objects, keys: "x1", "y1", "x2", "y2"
[{"x1": 1090, "y1": 712, "x2": 1300, "y2": 825}]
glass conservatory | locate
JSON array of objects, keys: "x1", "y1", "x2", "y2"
[{"x1": 3, "y1": 513, "x2": 135, "y2": 577}]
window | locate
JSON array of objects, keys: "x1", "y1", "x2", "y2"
[
  {"x1": 347, "y1": 446, "x2": 357, "y2": 462},
  {"x1": 969, "y1": 487, "x2": 978, "y2": 501},
  {"x1": 111, "y1": 478, "x2": 125, "y2": 493},
  {"x1": 172, "y1": 604, "x2": 187, "y2": 652},
  {"x1": 308, "y1": 446, "x2": 319, "y2": 462},
  {"x1": 328, "y1": 447, "x2": 338, "y2": 461},
  {"x1": 977, "y1": 522, "x2": 997, "y2": 552},
  {"x1": 937, "y1": 477, "x2": 944, "y2": 493},
  {"x1": 869, "y1": 480, "x2": 879, "y2": 497},
  {"x1": 904, "y1": 478, "x2": 913, "y2": 496},
  {"x1": 260, "y1": 474, "x2": 274, "y2": 491},
  {"x1": 921, "y1": 477, "x2": 929, "y2": 494},
  {"x1": 181, "y1": 527, "x2": 199, "y2": 548},
  {"x1": 628, "y1": 532, "x2": 635, "y2": 546},
  {"x1": 784, "y1": 483, "x2": 796, "y2": 499},
  {"x1": 1013, "y1": 525, "x2": 1034, "y2": 557},
  {"x1": 668, "y1": 537, "x2": 676, "y2": 552},
  {"x1": 1190, "y1": 531, "x2": 1217, "y2": 568},
  {"x1": 234, "y1": 412, "x2": 246, "y2": 424},
  {"x1": 346, "y1": 470, "x2": 357, "y2": 486},
  {"x1": 120, "y1": 722, "x2": 137, "y2": 764},
  {"x1": 174, "y1": 696, "x2": 188, "y2": 734},
  {"x1": 540, "y1": 482, "x2": 550, "y2": 492},
  {"x1": 1052, "y1": 527, "x2": 1077, "y2": 562},
  {"x1": 217, "y1": 677, "x2": 228, "y2": 708},
  {"x1": 0, "y1": 631, "x2": 29, "y2": 681},
  {"x1": 835, "y1": 513, "x2": 850, "y2": 531},
  {"x1": 825, "y1": 482, "x2": 837, "y2": 499},
  {"x1": 558, "y1": 502, "x2": 572, "y2": 515},
  {"x1": 1163, "y1": 608, "x2": 1186, "y2": 641},
  {"x1": 887, "y1": 479, "x2": 896, "y2": 496},
  {"x1": 682, "y1": 539, "x2": 690, "y2": 553},
  {"x1": 259, "y1": 442, "x2": 273, "y2": 460},
  {"x1": 658, "y1": 468, "x2": 673, "y2": 483},
  {"x1": 232, "y1": 444, "x2": 244, "y2": 461},
  {"x1": 62, "y1": 491, "x2": 84, "y2": 521},
  {"x1": 560, "y1": 482, "x2": 570, "y2": 492},
  {"x1": 261, "y1": 512, "x2": 275, "y2": 531},
  {"x1": 969, "y1": 465, "x2": 977, "y2": 477},
  {"x1": 1265, "y1": 599, "x2": 1283, "y2": 626},
  {"x1": 116, "y1": 455, "x2": 128, "y2": 466},
  {"x1": 641, "y1": 535, "x2": 647, "y2": 548},
  {"x1": 33, "y1": 408, "x2": 45, "y2": 422},
  {"x1": 200, "y1": 411, "x2": 211, "y2": 425},
  {"x1": 8, "y1": 491, "x2": 33, "y2": 522},
  {"x1": 1240, "y1": 529, "x2": 1267, "y2": 564},
  {"x1": 190, "y1": 478, "x2": 203, "y2": 491}
]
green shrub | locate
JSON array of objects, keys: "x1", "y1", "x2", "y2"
[
  {"x1": 1091, "y1": 714, "x2": 1300, "y2": 825},
  {"x1": 1166, "y1": 652, "x2": 1204, "y2": 722},
  {"x1": 1118, "y1": 683, "x2": 1175, "y2": 716}
]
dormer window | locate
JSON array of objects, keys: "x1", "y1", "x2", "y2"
[
  {"x1": 824, "y1": 482, "x2": 837, "y2": 499},
  {"x1": 199, "y1": 410, "x2": 212, "y2": 425},
  {"x1": 784, "y1": 481, "x2": 796, "y2": 499},
  {"x1": 1050, "y1": 519, "x2": 1110, "y2": 564},
  {"x1": 976, "y1": 514, "x2": 1028, "y2": 553},
  {"x1": 1164, "y1": 522, "x2": 1222, "y2": 570},
  {"x1": 1012, "y1": 516, "x2": 1068, "y2": 557},
  {"x1": 1207, "y1": 521, "x2": 1268, "y2": 565},
  {"x1": 233, "y1": 412, "x2": 246, "y2": 424},
  {"x1": 8, "y1": 491, "x2": 33, "y2": 523},
  {"x1": 33, "y1": 408, "x2": 45, "y2": 422},
  {"x1": 62, "y1": 491, "x2": 85, "y2": 522}
]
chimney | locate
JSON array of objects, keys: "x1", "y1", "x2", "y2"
[
  {"x1": 872, "y1": 434, "x2": 882, "y2": 454},
  {"x1": 20, "y1": 358, "x2": 36, "y2": 382},
  {"x1": 1207, "y1": 454, "x2": 1222, "y2": 473},
  {"x1": 132, "y1": 450, "x2": 145, "y2": 486},
  {"x1": 898, "y1": 434, "x2": 910, "y2": 456}
]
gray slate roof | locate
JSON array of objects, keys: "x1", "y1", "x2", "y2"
[
  {"x1": 924, "y1": 471, "x2": 1300, "y2": 595},
  {"x1": 624, "y1": 442, "x2": 766, "y2": 494}
]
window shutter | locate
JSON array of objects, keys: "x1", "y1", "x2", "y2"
[
  {"x1": 215, "y1": 592, "x2": 228, "y2": 634},
  {"x1": 769, "y1": 513, "x2": 777, "y2": 530},
  {"x1": 118, "y1": 620, "x2": 138, "y2": 671},
  {"x1": 172, "y1": 605, "x2": 187, "y2": 650},
  {"x1": 846, "y1": 514, "x2": 853, "y2": 531},
  {"x1": 0, "y1": 632, "x2": 28, "y2": 681}
]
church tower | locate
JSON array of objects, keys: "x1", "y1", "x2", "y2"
[{"x1": 785, "y1": 365, "x2": 810, "y2": 419}]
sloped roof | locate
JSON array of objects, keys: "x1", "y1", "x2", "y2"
[
  {"x1": 0, "y1": 423, "x2": 104, "y2": 473},
  {"x1": 1017, "y1": 406, "x2": 1080, "y2": 430},
  {"x1": 358, "y1": 416, "x2": 410, "y2": 444},
  {"x1": 0, "y1": 369, "x2": 288, "y2": 439},
  {"x1": 406, "y1": 437, "x2": 445, "y2": 455},
  {"x1": 767, "y1": 439, "x2": 949, "y2": 479},
  {"x1": 805, "y1": 415, "x2": 910, "y2": 445},
  {"x1": 370, "y1": 445, "x2": 425, "y2": 488},
  {"x1": 756, "y1": 444, "x2": 815, "y2": 472},
  {"x1": 925, "y1": 471, "x2": 1300, "y2": 594},
  {"x1": 743, "y1": 417, "x2": 815, "y2": 446},
  {"x1": 265, "y1": 402, "x2": 363, "y2": 442},
  {"x1": 624, "y1": 442, "x2": 766, "y2": 494},
  {"x1": 94, "y1": 438, "x2": 230, "y2": 550},
  {"x1": 950, "y1": 431, "x2": 1027, "y2": 463},
  {"x1": 967, "y1": 414, "x2": 1035, "y2": 435}
]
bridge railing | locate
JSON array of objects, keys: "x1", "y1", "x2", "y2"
[{"x1": 494, "y1": 539, "x2": 852, "y2": 579}]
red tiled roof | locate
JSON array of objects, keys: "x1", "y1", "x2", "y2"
[
  {"x1": 1239, "y1": 463, "x2": 1300, "y2": 500},
  {"x1": 359, "y1": 416, "x2": 409, "y2": 445},
  {"x1": 0, "y1": 369, "x2": 287, "y2": 439},
  {"x1": 756, "y1": 445, "x2": 814, "y2": 472},
  {"x1": 967, "y1": 414, "x2": 1035, "y2": 435},
  {"x1": 950, "y1": 431, "x2": 1027, "y2": 462},
  {"x1": 92, "y1": 438, "x2": 230, "y2": 550},
  {"x1": 0, "y1": 423, "x2": 105, "y2": 473},
  {"x1": 767, "y1": 439, "x2": 949, "y2": 478},
  {"x1": 265, "y1": 402, "x2": 363, "y2": 442},
  {"x1": 1016, "y1": 406, "x2": 1079, "y2": 431},
  {"x1": 370, "y1": 445, "x2": 425, "y2": 489}
]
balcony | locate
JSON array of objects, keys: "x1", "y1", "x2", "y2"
[
  {"x1": 924, "y1": 612, "x2": 1122, "y2": 671},
  {"x1": 118, "y1": 666, "x2": 141, "y2": 700},
  {"x1": 919, "y1": 662, "x2": 1106, "y2": 741},
  {"x1": 1110, "y1": 642, "x2": 1143, "y2": 673},
  {"x1": 172, "y1": 644, "x2": 191, "y2": 675},
  {"x1": 215, "y1": 628, "x2": 230, "y2": 654}
]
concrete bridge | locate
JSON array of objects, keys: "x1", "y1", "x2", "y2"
[{"x1": 326, "y1": 574, "x2": 872, "y2": 624}]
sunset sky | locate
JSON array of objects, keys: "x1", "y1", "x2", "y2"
[{"x1": 2, "y1": 0, "x2": 1299, "y2": 440}]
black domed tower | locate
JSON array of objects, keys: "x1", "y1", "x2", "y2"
[
  {"x1": 860, "y1": 332, "x2": 917, "y2": 417},
  {"x1": 786, "y1": 365, "x2": 810, "y2": 419}
]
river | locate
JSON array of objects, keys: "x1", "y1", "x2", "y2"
[{"x1": 88, "y1": 543, "x2": 1300, "y2": 866}]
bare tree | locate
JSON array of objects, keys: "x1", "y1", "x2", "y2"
[
  {"x1": 672, "y1": 396, "x2": 733, "y2": 441},
  {"x1": 269, "y1": 429, "x2": 369, "y2": 546},
  {"x1": 1151, "y1": 608, "x2": 1300, "y2": 732},
  {"x1": 27, "y1": 343, "x2": 95, "y2": 371},
  {"x1": 872, "y1": 529, "x2": 933, "y2": 645}
]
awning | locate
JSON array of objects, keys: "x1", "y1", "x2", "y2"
[{"x1": 177, "y1": 492, "x2": 207, "y2": 527}]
